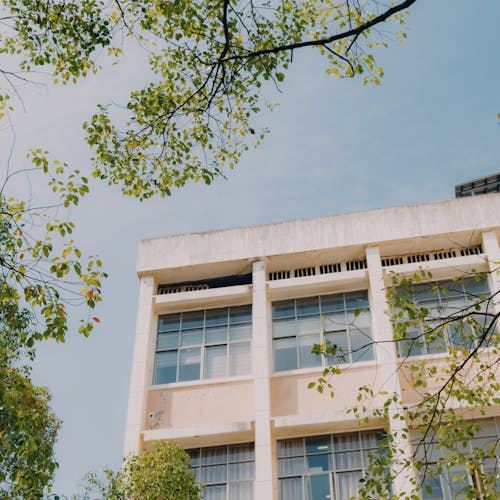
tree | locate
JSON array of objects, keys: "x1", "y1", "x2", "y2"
[
  {"x1": 0, "y1": 283, "x2": 60, "y2": 499},
  {"x1": 76, "y1": 441, "x2": 201, "y2": 500},
  {"x1": 2, "y1": 1, "x2": 418, "y2": 198},
  {"x1": 311, "y1": 269, "x2": 500, "y2": 499}
]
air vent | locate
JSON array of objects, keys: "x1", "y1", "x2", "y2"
[
  {"x1": 346, "y1": 259, "x2": 367, "y2": 271},
  {"x1": 294, "y1": 267, "x2": 316, "y2": 278},
  {"x1": 158, "y1": 284, "x2": 209, "y2": 294},
  {"x1": 434, "y1": 250, "x2": 457, "y2": 260},
  {"x1": 319, "y1": 263, "x2": 342, "y2": 274},
  {"x1": 381, "y1": 256, "x2": 404, "y2": 267},
  {"x1": 269, "y1": 270, "x2": 291, "y2": 281},
  {"x1": 460, "y1": 244, "x2": 482, "y2": 256},
  {"x1": 407, "y1": 253, "x2": 430, "y2": 264}
]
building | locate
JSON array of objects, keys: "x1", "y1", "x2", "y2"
[
  {"x1": 124, "y1": 194, "x2": 500, "y2": 499},
  {"x1": 455, "y1": 172, "x2": 500, "y2": 197}
]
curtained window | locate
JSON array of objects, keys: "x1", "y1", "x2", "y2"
[
  {"x1": 278, "y1": 430, "x2": 386, "y2": 500},
  {"x1": 188, "y1": 443, "x2": 254, "y2": 500}
]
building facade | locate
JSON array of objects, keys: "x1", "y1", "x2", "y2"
[{"x1": 124, "y1": 194, "x2": 500, "y2": 499}]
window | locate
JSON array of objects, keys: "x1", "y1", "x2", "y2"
[
  {"x1": 414, "y1": 418, "x2": 500, "y2": 499},
  {"x1": 272, "y1": 291, "x2": 373, "y2": 372},
  {"x1": 277, "y1": 430, "x2": 387, "y2": 500},
  {"x1": 153, "y1": 305, "x2": 252, "y2": 384},
  {"x1": 395, "y1": 277, "x2": 490, "y2": 357},
  {"x1": 187, "y1": 443, "x2": 254, "y2": 500}
]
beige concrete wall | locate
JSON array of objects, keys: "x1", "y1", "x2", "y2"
[
  {"x1": 145, "y1": 380, "x2": 254, "y2": 430},
  {"x1": 270, "y1": 366, "x2": 385, "y2": 417}
]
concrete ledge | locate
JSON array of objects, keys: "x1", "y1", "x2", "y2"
[{"x1": 142, "y1": 420, "x2": 254, "y2": 448}]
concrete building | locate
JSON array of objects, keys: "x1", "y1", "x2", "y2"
[{"x1": 124, "y1": 194, "x2": 500, "y2": 500}]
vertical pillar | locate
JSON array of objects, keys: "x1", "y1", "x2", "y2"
[
  {"x1": 123, "y1": 275, "x2": 157, "y2": 455},
  {"x1": 251, "y1": 260, "x2": 275, "y2": 499},
  {"x1": 366, "y1": 247, "x2": 416, "y2": 497},
  {"x1": 482, "y1": 232, "x2": 500, "y2": 315}
]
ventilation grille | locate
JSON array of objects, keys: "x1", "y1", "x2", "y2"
[
  {"x1": 382, "y1": 244, "x2": 483, "y2": 267},
  {"x1": 319, "y1": 263, "x2": 341, "y2": 274},
  {"x1": 346, "y1": 259, "x2": 367, "y2": 271},
  {"x1": 158, "y1": 284, "x2": 209, "y2": 294},
  {"x1": 381, "y1": 256, "x2": 404, "y2": 267},
  {"x1": 268, "y1": 260, "x2": 361, "y2": 281},
  {"x1": 460, "y1": 244, "x2": 482, "y2": 256},
  {"x1": 294, "y1": 266, "x2": 316, "y2": 278},
  {"x1": 269, "y1": 270, "x2": 291, "y2": 281}
]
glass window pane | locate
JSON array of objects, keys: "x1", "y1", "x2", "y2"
[
  {"x1": 273, "y1": 300, "x2": 296, "y2": 319},
  {"x1": 349, "y1": 330, "x2": 374, "y2": 363},
  {"x1": 202, "y1": 446, "x2": 227, "y2": 465},
  {"x1": 345, "y1": 290, "x2": 369, "y2": 309},
  {"x1": 296, "y1": 297, "x2": 320, "y2": 316},
  {"x1": 306, "y1": 436, "x2": 332, "y2": 454},
  {"x1": 297, "y1": 314, "x2": 321, "y2": 333},
  {"x1": 201, "y1": 464, "x2": 227, "y2": 484},
  {"x1": 273, "y1": 317, "x2": 299, "y2": 338},
  {"x1": 274, "y1": 337, "x2": 298, "y2": 372},
  {"x1": 320, "y1": 294, "x2": 345, "y2": 313},
  {"x1": 229, "y1": 461, "x2": 254, "y2": 481},
  {"x1": 462, "y1": 276, "x2": 489, "y2": 296},
  {"x1": 182, "y1": 310, "x2": 205, "y2": 330},
  {"x1": 278, "y1": 457, "x2": 305, "y2": 476},
  {"x1": 325, "y1": 331, "x2": 349, "y2": 365},
  {"x1": 229, "y1": 482, "x2": 253, "y2": 500},
  {"x1": 322, "y1": 311, "x2": 347, "y2": 331},
  {"x1": 337, "y1": 471, "x2": 362, "y2": 499},
  {"x1": 229, "y1": 323, "x2": 251, "y2": 341},
  {"x1": 178, "y1": 347, "x2": 200, "y2": 381},
  {"x1": 154, "y1": 350, "x2": 177, "y2": 384},
  {"x1": 205, "y1": 325, "x2": 227, "y2": 344},
  {"x1": 205, "y1": 345, "x2": 227, "y2": 379},
  {"x1": 421, "y1": 475, "x2": 444, "y2": 500},
  {"x1": 203, "y1": 484, "x2": 226, "y2": 499},
  {"x1": 280, "y1": 477, "x2": 303, "y2": 500},
  {"x1": 205, "y1": 308, "x2": 229, "y2": 327},
  {"x1": 347, "y1": 310, "x2": 371, "y2": 328},
  {"x1": 335, "y1": 450, "x2": 362, "y2": 470},
  {"x1": 229, "y1": 342, "x2": 251, "y2": 376},
  {"x1": 157, "y1": 332, "x2": 179, "y2": 350},
  {"x1": 188, "y1": 449, "x2": 200, "y2": 466},
  {"x1": 334, "y1": 433, "x2": 361, "y2": 451},
  {"x1": 278, "y1": 438, "x2": 304, "y2": 458},
  {"x1": 298, "y1": 334, "x2": 322, "y2": 368},
  {"x1": 307, "y1": 474, "x2": 330, "y2": 500},
  {"x1": 306, "y1": 453, "x2": 330, "y2": 472},
  {"x1": 229, "y1": 305, "x2": 252, "y2": 324},
  {"x1": 180, "y1": 328, "x2": 203, "y2": 346},
  {"x1": 229, "y1": 443, "x2": 255, "y2": 462},
  {"x1": 158, "y1": 313, "x2": 180, "y2": 332}
]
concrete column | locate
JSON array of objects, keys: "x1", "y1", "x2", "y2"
[
  {"x1": 123, "y1": 275, "x2": 157, "y2": 455},
  {"x1": 482, "y1": 232, "x2": 500, "y2": 315},
  {"x1": 366, "y1": 247, "x2": 416, "y2": 497},
  {"x1": 251, "y1": 260, "x2": 275, "y2": 499}
]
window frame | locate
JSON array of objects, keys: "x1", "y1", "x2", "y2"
[
  {"x1": 395, "y1": 276, "x2": 491, "y2": 358},
  {"x1": 187, "y1": 443, "x2": 255, "y2": 500},
  {"x1": 272, "y1": 290, "x2": 373, "y2": 373},
  {"x1": 153, "y1": 304, "x2": 252, "y2": 385},
  {"x1": 277, "y1": 430, "x2": 387, "y2": 500}
]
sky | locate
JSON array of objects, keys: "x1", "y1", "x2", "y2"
[{"x1": 1, "y1": 0, "x2": 500, "y2": 496}]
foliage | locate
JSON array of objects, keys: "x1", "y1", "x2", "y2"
[
  {"x1": 0, "y1": 156, "x2": 106, "y2": 345},
  {"x1": 84, "y1": 0, "x2": 416, "y2": 199},
  {"x1": 311, "y1": 269, "x2": 500, "y2": 499},
  {"x1": 0, "y1": 286, "x2": 60, "y2": 499},
  {"x1": 75, "y1": 441, "x2": 201, "y2": 500}
]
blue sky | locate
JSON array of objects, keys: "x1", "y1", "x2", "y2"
[{"x1": 1, "y1": 0, "x2": 499, "y2": 496}]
